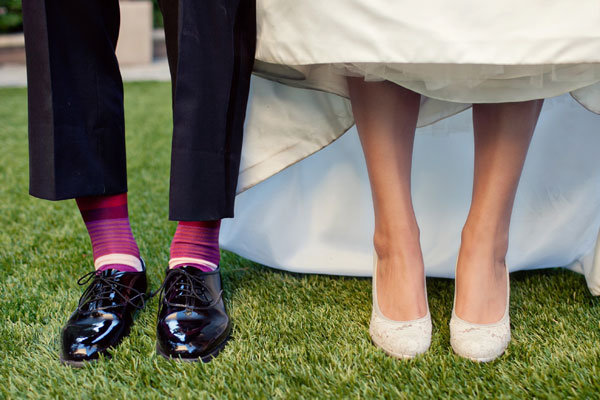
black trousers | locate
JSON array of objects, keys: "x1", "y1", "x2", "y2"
[{"x1": 22, "y1": 0, "x2": 256, "y2": 220}]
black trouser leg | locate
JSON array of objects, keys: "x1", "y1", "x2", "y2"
[
  {"x1": 22, "y1": 0, "x2": 126, "y2": 200},
  {"x1": 159, "y1": 0, "x2": 257, "y2": 221}
]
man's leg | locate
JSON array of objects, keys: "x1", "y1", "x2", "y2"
[
  {"x1": 23, "y1": 0, "x2": 127, "y2": 199},
  {"x1": 22, "y1": 0, "x2": 147, "y2": 367},
  {"x1": 166, "y1": 0, "x2": 255, "y2": 220},
  {"x1": 156, "y1": 0, "x2": 256, "y2": 362}
]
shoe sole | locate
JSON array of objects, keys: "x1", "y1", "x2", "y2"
[
  {"x1": 155, "y1": 335, "x2": 231, "y2": 363},
  {"x1": 59, "y1": 357, "x2": 97, "y2": 368},
  {"x1": 377, "y1": 348, "x2": 417, "y2": 360},
  {"x1": 369, "y1": 329, "x2": 430, "y2": 360},
  {"x1": 451, "y1": 344, "x2": 507, "y2": 362},
  {"x1": 450, "y1": 340, "x2": 509, "y2": 363},
  {"x1": 370, "y1": 337, "x2": 426, "y2": 360},
  {"x1": 463, "y1": 351, "x2": 506, "y2": 363}
]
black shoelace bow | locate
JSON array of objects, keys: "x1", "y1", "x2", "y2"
[
  {"x1": 156, "y1": 268, "x2": 222, "y2": 311},
  {"x1": 76, "y1": 270, "x2": 147, "y2": 314}
]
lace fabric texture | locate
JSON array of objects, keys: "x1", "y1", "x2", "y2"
[
  {"x1": 369, "y1": 312, "x2": 432, "y2": 359},
  {"x1": 449, "y1": 313, "x2": 511, "y2": 362}
]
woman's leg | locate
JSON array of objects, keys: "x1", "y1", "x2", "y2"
[
  {"x1": 456, "y1": 100, "x2": 544, "y2": 323},
  {"x1": 347, "y1": 78, "x2": 426, "y2": 320}
]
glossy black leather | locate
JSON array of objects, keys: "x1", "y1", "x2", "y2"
[
  {"x1": 156, "y1": 266, "x2": 231, "y2": 362},
  {"x1": 61, "y1": 263, "x2": 148, "y2": 366}
]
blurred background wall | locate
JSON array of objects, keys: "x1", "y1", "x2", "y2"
[{"x1": 0, "y1": 0, "x2": 166, "y2": 66}]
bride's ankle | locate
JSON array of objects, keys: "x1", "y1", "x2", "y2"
[
  {"x1": 460, "y1": 224, "x2": 509, "y2": 266},
  {"x1": 373, "y1": 225, "x2": 421, "y2": 261}
]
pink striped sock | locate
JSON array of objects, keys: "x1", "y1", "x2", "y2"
[
  {"x1": 169, "y1": 220, "x2": 221, "y2": 272},
  {"x1": 76, "y1": 193, "x2": 142, "y2": 272}
]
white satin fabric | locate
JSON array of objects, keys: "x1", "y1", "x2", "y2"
[
  {"x1": 221, "y1": 90, "x2": 600, "y2": 295},
  {"x1": 219, "y1": 2, "x2": 600, "y2": 294},
  {"x1": 255, "y1": 0, "x2": 600, "y2": 113},
  {"x1": 238, "y1": 1, "x2": 600, "y2": 190},
  {"x1": 256, "y1": 1, "x2": 600, "y2": 65}
]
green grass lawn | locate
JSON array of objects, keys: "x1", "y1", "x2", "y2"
[{"x1": 1, "y1": 83, "x2": 599, "y2": 399}]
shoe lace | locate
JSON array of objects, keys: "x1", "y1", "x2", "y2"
[
  {"x1": 76, "y1": 270, "x2": 147, "y2": 313},
  {"x1": 156, "y1": 268, "x2": 222, "y2": 311}
]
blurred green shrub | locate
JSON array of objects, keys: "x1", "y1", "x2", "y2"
[
  {"x1": 153, "y1": 1, "x2": 164, "y2": 28},
  {"x1": 0, "y1": 0, "x2": 23, "y2": 33}
]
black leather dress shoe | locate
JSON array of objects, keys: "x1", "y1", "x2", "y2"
[
  {"x1": 60, "y1": 261, "x2": 148, "y2": 367},
  {"x1": 156, "y1": 266, "x2": 231, "y2": 362}
]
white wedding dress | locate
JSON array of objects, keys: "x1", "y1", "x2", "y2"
[{"x1": 220, "y1": 1, "x2": 600, "y2": 295}]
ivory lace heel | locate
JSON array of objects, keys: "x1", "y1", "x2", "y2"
[
  {"x1": 450, "y1": 266, "x2": 511, "y2": 362},
  {"x1": 369, "y1": 255, "x2": 432, "y2": 359}
]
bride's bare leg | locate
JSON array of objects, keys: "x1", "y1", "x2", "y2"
[
  {"x1": 347, "y1": 78, "x2": 426, "y2": 320},
  {"x1": 456, "y1": 100, "x2": 544, "y2": 323}
]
